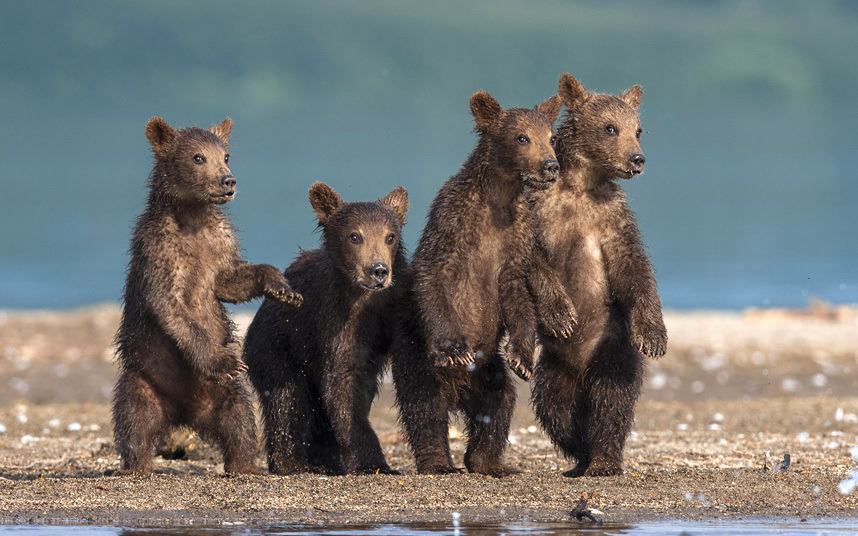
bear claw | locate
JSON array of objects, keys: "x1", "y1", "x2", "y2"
[
  {"x1": 506, "y1": 356, "x2": 533, "y2": 381},
  {"x1": 267, "y1": 287, "x2": 303, "y2": 307}
]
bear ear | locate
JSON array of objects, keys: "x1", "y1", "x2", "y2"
[
  {"x1": 470, "y1": 91, "x2": 503, "y2": 132},
  {"x1": 145, "y1": 117, "x2": 175, "y2": 154},
  {"x1": 308, "y1": 182, "x2": 343, "y2": 225},
  {"x1": 619, "y1": 85, "x2": 643, "y2": 109},
  {"x1": 558, "y1": 73, "x2": 587, "y2": 108},
  {"x1": 210, "y1": 117, "x2": 233, "y2": 146},
  {"x1": 535, "y1": 94, "x2": 562, "y2": 124},
  {"x1": 378, "y1": 186, "x2": 409, "y2": 227}
]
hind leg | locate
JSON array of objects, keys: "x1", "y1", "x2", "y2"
[
  {"x1": 190, "y1": 378, "x2": 259, "y2": 475},
  {"x1": 531, "y1": 343, "x2": 593, "y2": 476},
  {"x1": 460, "y1": 356, "x2": 516, "y2": 477},
  {"x1": 577, "y1": 336, "x2": 644, "y2": 477},
  {"x1": 392, "y1": 342, "x2": 458, "y2": 474},
  {"x1": 112, "y1": 371, "x2": 171, "y2": 475}
]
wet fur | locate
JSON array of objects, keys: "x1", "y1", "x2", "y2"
[
  {"x1": 112, "y1": 117, "x2": 301, "y2": 475},
  {"x1": 530, "y1": 74, "x2": 666, "y2": 477},
  {"x1": 243, "y1": 183, "x2": 408, "y2": 475},
  {"x1": 391, "y1": 92, "x2": 561, "y2": 476}
]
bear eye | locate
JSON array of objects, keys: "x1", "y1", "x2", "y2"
[
  {"x1": 516, "y1": 134, "x2": 529, "y2": 145},
  {"x1": 605, "y1": 125, "x2": 617, "y2": 135},
  {"x1": 636, "y1": 128, "x2": 642, "y2": 140},
  {"x1": 549, "y1": 135, "x2": 558, "y2": 147},
  {"x1": 386, "y1": 233, "x2": 396, "y2": 245},
  {"x1": 348, "y1": 232, "x2": 362, "y2": 244},
  {"x1": 224, "y1": 154, "x2": 230, "y2": 165},
  {"x1": 193, "y1": 154, "x2": 205, "y2": 164}
]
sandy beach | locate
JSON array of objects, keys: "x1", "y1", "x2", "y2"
[{"x1": 1, "y1": 304, "x2": 857, "y2": 526}]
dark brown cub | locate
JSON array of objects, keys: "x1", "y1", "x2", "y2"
[
  {"x1": 112, "y1": 117, "x2": 301, "y2": 476},
  {"x1": 391, "y1": 91, "x2": 561, "y2": 476},
  {"x1": 243, "y1": 183, "x2": 409, "y2": 475},
  {"x1": 530, "y1": 74, "x2": 667, "y2": 477}
]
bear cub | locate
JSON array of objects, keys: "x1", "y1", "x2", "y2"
[
  {"x1": 243, "y1": 182, "x2": 409, "y2": 475},
  {"x1": 391, "y1": 91, "x2": 562, "y2": 476},
  {"x1": 530, "y1": 74, "x2": 667, "y2": 477},
  {"x1": 113, "y1": 117, "x2": 302, "y2": 475}
]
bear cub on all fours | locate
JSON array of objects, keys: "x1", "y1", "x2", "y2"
[
  {"x1": 391, "y1": 91, "x2": 570, "y2": 476},
  {"x1": 243, "y1": 182, "x2": 409, "y2": 475},
  {"x1": 112, "y1": 117, "x2": 302, "y2": 476},
  {"x1": 529, "y1": 74, "x2": 667, "y2": 477}
]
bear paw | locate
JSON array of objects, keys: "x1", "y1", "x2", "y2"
[
  {"x1": 208, "y1": 351, "x2": 248, "y2": 383},
  {"x1": 630, "y1": 308, "x2": 667, "y2": 358},
  {"x1": 265, "y1": 283, "x2": 303, "y2": 307},
  {"x1": 540, "y1": 306, "x2": 577, "y2": 339},
  {"x1": 631, "y1": 322, "x2": 667, "y2": 358},
  {"x1": 430, "y1": 339, "x2": 476, "y2": 367},
  {"x1": 506, "y1": 355, "x2": 533, "y2": 381}
]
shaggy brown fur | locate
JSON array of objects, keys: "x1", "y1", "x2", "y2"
[
  {"x1": 391, "y1": 91, "x2": 561, "y2": 476},
  {"x1": 530, "y1": 74, "x2": 667, "y2": 477},
  {"x1": 243, "y1": 183, "x2": 409, "y2": 475},
  {"x1": 112, "y1": 117, "x2": 302, "y2": 475}
]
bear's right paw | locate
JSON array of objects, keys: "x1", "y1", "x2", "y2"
[
  {"x1": 539, "y1": 306, "x2": 577, "y2": 339},
  {"x1": 429, "y1": 339, "x2": 476, "y2": 367},
  {"x1": 505, "y1": 355, "x2": 533, "y2": 381}
]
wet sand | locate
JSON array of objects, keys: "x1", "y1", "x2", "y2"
[{"x1": 1, "y1": 305, "x2": 857, "y2": 526}]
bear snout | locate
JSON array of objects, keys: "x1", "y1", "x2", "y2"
[
  {"x1": 629, "y1": 153, "x2": 645, "y2": 171},
  {"x1": 542, "y1": 159, "x2": 560, "y2": 179},
  {"x1": 221, "y1": 175, "x2": 236, "y2": 189},
  {"x1": 370, "y1": 263, "x2": 389, "y2": 284}
]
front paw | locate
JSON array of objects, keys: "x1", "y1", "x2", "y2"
[
  {"x1": 429, "y1": 339, "x2": 476, "y2": 367},
  {"x1": 630, "y1": 313, "x2": 667, "y2": 359},
  {"x1": 264, "y1": 282, "x2": 303, "y2": 307},
  {"x1": 506, "y1": 354, "x2": 533, "y2": 381},
  {"x1": 539, "y1": 303, "x2": 577, "y2": 339},
  {"x1": 208, "y1": 350, "x2": 248, "y2": 382}
]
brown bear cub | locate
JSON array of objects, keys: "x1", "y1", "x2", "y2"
[
  {"x1": 243, "y1": 183, "x2": 409, "y2": 475},
  {"x1": 391, "y1": 91, "x2": 562, "y2": 476},
  {"x1": 530, "y1": 74, "x2": 667, "y2": 477},
  {"x1": 112, "y1": 117, "x2": 302, "y2": 475}
]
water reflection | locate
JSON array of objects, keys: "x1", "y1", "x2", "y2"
[{"x1": 4, "y1": 522, "x2": 858, "y2": 536}]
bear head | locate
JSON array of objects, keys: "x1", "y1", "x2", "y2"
[
  {"x1": 557, "y1": 73, "x2": 645, "y2": 181},
  {"x1": 470, "y1": 90, "x2": 562, "y2": 191},
  {"x1": 145, "y1": 117, "x2": 237, "y2": 205},
  {"x1": 309, "y1": 182, "x2": 409, "y2": 291}
]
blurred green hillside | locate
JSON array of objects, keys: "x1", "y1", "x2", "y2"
[{"x1": 1, "y1": 0, "x2": 856, "y2": 308}]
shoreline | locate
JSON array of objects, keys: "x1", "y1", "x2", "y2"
[{"x1": 1, "y1": 305, "x2": 857, "y2": 526}]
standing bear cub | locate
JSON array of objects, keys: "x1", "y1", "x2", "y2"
[
  {"x1": 391, "y1": 91, "x2": 562, "y2": 476},
  {"x1": 113, "y1": 117, "x2": 302, "y2": 475},
  {"x1": 243, "y1": 182, "x2": 409, "y2": 475},
  {"x1": 530, "y1": 74, "x2": 667, "y2": 477}
]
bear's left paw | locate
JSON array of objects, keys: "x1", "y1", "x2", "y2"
[
  {"x1": 265, "y1": 283, "x2": 303, "y2": 307},
  {"x1": 630, "y1": 314, "x2": 667, "y2": 358}
]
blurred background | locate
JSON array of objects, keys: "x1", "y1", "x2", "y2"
[{"x1": 1, "y1": 0, "x2": 856, "y2": 310}]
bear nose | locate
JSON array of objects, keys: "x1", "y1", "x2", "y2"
[
  {"x1": 630, "y1": 154, "x2": 645, "y2": 168},
  {"x1": 221, "y1": 175, "x2": 236, "y2": 189},
  {"x1": 542, "y1": 159, "x2": 560, "y2": 177},
  {"x1": 370, "y1": 263, "x2": 389, "y2": 284}
]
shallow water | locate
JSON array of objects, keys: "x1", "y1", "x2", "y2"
[{"x1": 2, "y1": 521, "x2": 858, "y2": 535}]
